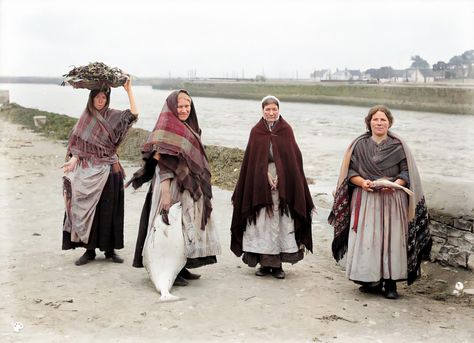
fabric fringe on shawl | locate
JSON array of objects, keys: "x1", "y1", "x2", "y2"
[
  {"x1": 407, "y1": 196, "x2": 432, "y2": 285},
  {"x1": 328, "y1": 177, "x2": 351, "y2": 261},
  {"x1": 62, "y1": 176, "x2": 73, "y2": 233},
  {"x1": 67, "y1": 108, "x2": 135, "y2": 166}
]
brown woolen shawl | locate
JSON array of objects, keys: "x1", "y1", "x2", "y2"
[
  {"x1": 127, "y1": 90, "x2": 212, "y2": 230},
  {"x1": 230, "y1": 117, "x2": 314, "y2": 256},
  {"x1": 328, "y1": 132, "x2": 431, "y2": 285}
]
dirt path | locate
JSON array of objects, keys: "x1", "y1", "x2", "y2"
[{"x1": 0, "y1": 119, "x2": 473, "y2": 342}]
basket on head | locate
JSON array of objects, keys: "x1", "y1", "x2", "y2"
[{"x1": 61, "y1": 62, "x2": 129, "y2": 90}]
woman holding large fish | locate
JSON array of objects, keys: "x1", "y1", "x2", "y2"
[
  {"x1": 129, "y1": 90, "x2": 221, "y2": 287},
  {"x1": 328, "y1": 105, "x2": 431, "y2": 299},
  {"x1": 230, "y1": 95, "x2": 314, "y2": 279}
]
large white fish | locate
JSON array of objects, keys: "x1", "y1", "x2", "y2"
[
  {"x1": 372, "y1": 178, "x2": 414, "y2": 196},
  {"x1": 142, "y1": 202, "x2": 187, "y2": 302}
]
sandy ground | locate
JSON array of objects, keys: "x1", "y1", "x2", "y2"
[{"x1": 0, "y1": 119, "x2": 473, "y2": 343}]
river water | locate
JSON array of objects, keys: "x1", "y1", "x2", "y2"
[{"x1": 1, "y1": 83, "x2": 473, "y2": 190}]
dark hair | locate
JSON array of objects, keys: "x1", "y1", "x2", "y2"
[
  {"x1": 364, "y1": 105, "x2": 393, "y2": 132},
  {"x1": 261, "y1": 96, "x2": 280, "y2": 109},
  {"x1": 87, "y1": 88, "x2": 111, "y2": 114}
]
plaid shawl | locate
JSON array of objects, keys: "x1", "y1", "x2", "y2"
[
  {"x1": 67, "y1": 90, "x2": 136, "y2": 166},
  {"x1": 328, "y1": 132, "x2": 431, "y2": 284},
  {"x1": 139, "y1": 90, "x2": 212, "y2": 230},
  {"x1": 230, "y1": 116, "x2": 314, "y2": 257}
]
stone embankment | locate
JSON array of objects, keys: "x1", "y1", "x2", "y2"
[
  {"x1": 424, "y1": 177, "x2": 474, "y2": 270},
  {"x1": 0, "y1": 90, "x2": 9, "y2": 104},
  {"x1": 152, "y1": 81, "x2": 474, "y2": 115}
]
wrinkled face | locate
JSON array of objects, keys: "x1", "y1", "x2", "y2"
[
  {"x1": 370, "y1": 110, "x2": 390, "y2": 137},
  {"x1": 177, "y1": 98, "x2": 191, "y2": 121},
  {"x1": 262, "y1": 103, "x2": 279, "y2": 123},
  {"x1": 93, "y1": 92, "x2": 107, "y2": 111}
]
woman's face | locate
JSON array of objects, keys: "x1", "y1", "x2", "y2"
[
  {"x1": 93, "y1": 92, "x2": 107, "y2": 111},
  {"x1": 370, "y1": 110, "x2": 390, "y2": 137},
  {"x1": 177, "y1": 98, "x2": 191, "y2": 121},
  {"x1": 262, "y1": 103, "x2": 279, "y2": 123}
]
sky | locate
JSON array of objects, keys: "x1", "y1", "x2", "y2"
[{"x1": 0, "y1": 0, "x2": 473, "y2": 79}]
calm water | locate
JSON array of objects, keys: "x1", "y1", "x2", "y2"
[{"x1": 1, "y1": 83, "x2": 473, "y2": 189}]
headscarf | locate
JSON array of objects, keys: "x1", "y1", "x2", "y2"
[{"x1": 139, "y1": 90, "x2": 212, "y2": 230}]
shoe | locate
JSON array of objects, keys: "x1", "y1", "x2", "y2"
[
  {"x1": 384, "y1": 280, "x2": 399, "y2": 299},
  {"x1": 75, "y1": 250, "x2": 96, "y2": 266},
  {"x1": 255, "y1": 266, "x2": 271, "y2": 277},
  {"x1": 105, "y1": 251, "x2": 124, "y2": 263},
  {"x1": 271, "y1": 268, "x2": 285, "y2": 279},
  {"x1": 179, "y1": 268, "x2": 201, "y2": 280},
  {"x1": 173, "y1": 275, "x2": 189, "y2": 287},
  {"x1": 359, "y1": 283, "x2": 383, "y2": 294}
]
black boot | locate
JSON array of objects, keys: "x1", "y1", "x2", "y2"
[
  {"x1": 384, "y1": 279, "x2": 399, "y2": 299},
  {"x1": 271, "y1": 267, "x2": 285, "y2": 279},
  {"x1": 359, "y1": 282, "x2": 383, "y2": 294},
  {"x1": 255, "y1": 266, "x2": 271, "y2": 277},
  {"x1": 75, "y1": 249, "x2": 96, "y2": 266},
  {"x1": 179, "y1": 268, "x2": 201, "y2": 280},
  {"x1": 173, "y1": 275, "x2": 189, "y2": 287},
  {"x1": 105, "y1": 250, "x2": 124, "y2": 263}
]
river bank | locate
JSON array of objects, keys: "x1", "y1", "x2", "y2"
[
  {"x1": 1, "y1": 115, "x2": 474, "y2": 342},
  {"x1": 152, "y1": 81, "x2": 474, "y2": 115},
  {"x1": 1, "y1": 103, "x2": 473, "y2": 271},
  {"x1": 0, "y1": 103, "x2": 244, "y2": 191}
]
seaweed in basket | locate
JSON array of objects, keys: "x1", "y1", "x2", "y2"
[{"x1": 61, "y1": 62, "x2": 129, "y2": 90}]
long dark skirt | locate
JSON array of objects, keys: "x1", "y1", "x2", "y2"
[
  {"x1": 132, "y1": 184, "x2": 217, "y2": 268},
  {"x1": 242, "y1": 251, "x2": 304, "y2": 268},
  {"x1": 62, "y1": 170, "x2": 124, "y2": 252}
]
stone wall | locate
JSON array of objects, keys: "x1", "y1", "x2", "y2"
[
  {"x1": 0, "y1": 90, "x2": 9, "y2": 104},
  {"x1": 430, "y1": 212, "x2": 474, "y2": 269},
  {"x1": 424, "y1": 177, "x2": 474, "y2": 271},
  {"x1": 152, "y1": 82, "x2": 474, "y2": 115}
]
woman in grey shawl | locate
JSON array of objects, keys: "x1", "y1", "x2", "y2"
[
  {"x1": 328, "y1": 105, "x2": 431, "y2": 299},
  {"x1": 62, "y1": 79, "x2": 138, "y2": 266}
]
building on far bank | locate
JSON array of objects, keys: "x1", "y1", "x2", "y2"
[
  {"x1": 310, "y1": 69, "x2": 331, "y2": 81},
  {"x1": 406, "y1": 68, "x2": 435, "y2": 83}
]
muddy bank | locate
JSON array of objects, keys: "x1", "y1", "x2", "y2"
[
  {"x1": 152, "y1": 81, "x2": 474, "y2": 115},
  {"x1": 0, "y1": 103, "x2": 244, "y2": 191}
]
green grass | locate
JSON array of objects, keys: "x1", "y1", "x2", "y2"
[{"x1": 0, "y1": 103, "x2": 243, "y2": 190}]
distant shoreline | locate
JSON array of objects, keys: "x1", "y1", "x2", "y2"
[
  {"x1": 1, "y1": 78, "x2": 473, "y2": 114},
  {"x1": 152, "y1": 81, "x2": 474, "y2": 115}
]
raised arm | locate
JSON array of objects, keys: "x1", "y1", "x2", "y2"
[{"x1": 123, "y1": 78, "x2": 138, "y2": 116}]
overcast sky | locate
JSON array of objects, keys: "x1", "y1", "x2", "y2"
[{"x1": 0, "y1": 0, "x2": 473, "y2": 79}]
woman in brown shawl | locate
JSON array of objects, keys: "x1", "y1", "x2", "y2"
[
  {"x1": 328, "y1": 105, "x2": 431, "y2": 299},
  {"x1": 129, "y1": 90, "x2": 221, "y2": 287},
  {"x1": 62, "y1": 79, "x2": 138, "y2": 266},
  {"x1": 230, "y1": 95, "x2": 314, "y2": 279}
]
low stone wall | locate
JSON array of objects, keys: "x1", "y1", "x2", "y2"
[
  {"x1": 430, "y1": 212, "x2": 474, "y2": 269},
  {"x1": 152, "y1": 82, "x2": 474, "y2": 115},
  {"x1": 0, "y1": 90, "x2": 9, "y2": 104},
  {"x1": 424, "y1": 177, "x2": 474, "y2": 270}
]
